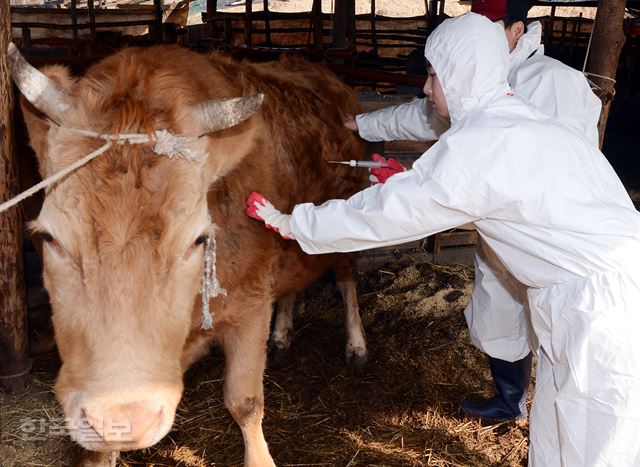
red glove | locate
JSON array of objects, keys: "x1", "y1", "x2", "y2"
[
  {"x1": 369, "y1": 153, "x2": 406, "y2": 184},
  {"x1": 245, "y1": 192, "x2": 295, "y2": 240}
]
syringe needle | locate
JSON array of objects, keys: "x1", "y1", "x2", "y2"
[{"x1": 327, "y1": 160, "x2": 391, "y2": 168}]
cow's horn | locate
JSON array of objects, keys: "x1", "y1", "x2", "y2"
[
  {"x1": 7, "y1": 42, "x2": 71, "y2": 125},
  {"x1": 190, "y1": 94, "x2": 264, "y2": 136}
]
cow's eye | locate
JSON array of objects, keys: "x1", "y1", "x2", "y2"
[
  {"x1": 40, "y1": 232, "x2": 65, "y2": 256},
  {"x1": 183, "y1": 234, "x2": 208, "y2": 260}
]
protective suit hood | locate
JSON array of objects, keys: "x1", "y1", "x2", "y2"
[
  {"x1": 424, "y1": 13, "x2": 511, "y2": 125},
  {"x1": 508, "y1": 21, "x2": 544, "y2": 83}
]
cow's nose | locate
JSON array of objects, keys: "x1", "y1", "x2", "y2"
[{"x1": 82, "y1": 402, "x2": 164, "y2": 448}]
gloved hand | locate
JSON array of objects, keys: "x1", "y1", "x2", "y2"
[
  {"x1": 369, "y1": 153, "x2": 406, "y2": 184},
  {"x1": 245, "y1": 192, "x2": 295, "y2": 240}
]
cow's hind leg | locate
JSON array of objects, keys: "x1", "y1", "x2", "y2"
[
  {"x1": 269, "y1": 293, "x2": 296, "y2": 365},
  {"x1": 334, "y1": 256, "x2": 368, "y2": 371},
  {"x1": 220, "y1": 300, "x2": 275, "y2": 467}
]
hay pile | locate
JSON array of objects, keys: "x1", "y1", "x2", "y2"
[{"x1": 0, "y1": 262, "x2": 530, "y2": 466}]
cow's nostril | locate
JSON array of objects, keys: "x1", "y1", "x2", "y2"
[{"x1": 83, "y1": 403, "x2": 163, "y2": 447}]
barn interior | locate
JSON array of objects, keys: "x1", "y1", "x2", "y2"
[{"x1": 1, "y1": 1, "x2": 639, "y2": 465}]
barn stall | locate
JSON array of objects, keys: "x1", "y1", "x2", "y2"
[{"x1": 1, "y1": 0, "x2": 639, "y2": 465}]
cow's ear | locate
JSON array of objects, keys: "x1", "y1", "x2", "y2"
[
  {"x1": 201, "y1": 111, "x2": 262, "y2": 183},
  {"x1": 187, "y1": 94, "x2": 264, "y2": 182},
  {"x1": 15, "y1": 63, "x2": 76, "y2": 179},
  {"x1": 20, "y1": 94, "x2": 53, "y2": 179}
]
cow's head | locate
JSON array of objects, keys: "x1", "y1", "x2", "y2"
[{"x1": 9, "y1": 44, "x2": 262, "y2": 451}]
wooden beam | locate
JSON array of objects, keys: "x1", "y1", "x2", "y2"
[
  {"x1": 586, "y1": 0, "x2": 626, "y2": 148},
  {"x1": 0, "y1": 5, "x2": 31, "y2": 394},
  {"x1": 329, "y1": 63, "x2": 426, "y2": 87}
]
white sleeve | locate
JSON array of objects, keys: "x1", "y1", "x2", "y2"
[
  {"x1": 289, "y1": 162, "x2": 478, "y2": 255},
  {"x1": 355, "y1": 98, "x2": 449, "y2": 142}
]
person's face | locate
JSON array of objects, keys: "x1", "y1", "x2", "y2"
[
  {"x1": 498, "y1": 19, "x2": 525, "y2": 52},
  {"x1": 423, "y1": 66, "x2": 450, "y2": 120}
]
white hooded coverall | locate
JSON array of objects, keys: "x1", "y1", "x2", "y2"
[
  {"x1": 289, "y1": 13, "x2": 640, "y2": 467},
  {"x1": 356, "y1": 20, "x2": 603, "y2": 364}
]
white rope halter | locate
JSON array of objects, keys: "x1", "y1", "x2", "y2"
[
  {"x1": 0, "y1": 127, "x2": 225, "y2": 330},
  {"x1": 0, "y1": 128, "x2": 199, "y2": 213},
  {"x1": 200, "y1": 235, "x2": 227, "y2": 330}
]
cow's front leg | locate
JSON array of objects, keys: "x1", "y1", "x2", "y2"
[
  {"x1": 334, "y1": 257, "x2": 368, "y2": 371},
  {"x1": 220, "y1": 302, "x2": 275, "y2": 467}
]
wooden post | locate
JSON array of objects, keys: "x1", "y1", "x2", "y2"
[
  {"x1": 348, "y1": 0, "x2": 355, "y2": 51},
  {"x1": 428, "y1": 0, "x2": 438, "y2": 33},
  {"x1": 333, "y1": 0, "x2": 354, "y2": 51},
  {"x1": 263, "y1": 0, "x2": 271, "y2": 46},
  {"x1": 586, "y1": 0, "x2": 627, "y2": 148},
  {"x1": 20, "y1": 28, "x2": 31, "y2": 50},
  {"x1": 152, "y1": 0, "x2": 164, "y2": 42},
  {"x1": 371, "y1": 0, "x2": 378, "y2": 56},
  {"x1": 88, "y1": 0, "x2": 96, "y2": 42},
  {"x1": 545, "y1": 5, "x2": 556, "y2": 48},
  {"x1": 312, "y1": 0, "x2": 323, "y2": 48},
  {"x1": 70, "y1": 0, "x2": 79, "y2": 55},
  {"x1": 333, "y1": 0, "x2": 347, "y2": 49},
  {"x1": 244, "y1": 0, "x2": 252, "y2": 47},
  {"x1": 206, "y1": 0, "x2": 217, "y2": 37},
  {"x1": 0, "y1": 2, "x2": 31, "y2": 394}
]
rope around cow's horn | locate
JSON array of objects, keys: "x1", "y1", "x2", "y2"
[
  {"x1": 0, "y1": 128, "x2": 199, "y2": 214},
  {"x1": 1, "y1": 128, "x2": 225, "y2": 330}
]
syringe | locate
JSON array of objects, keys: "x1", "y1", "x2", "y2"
[{"x1": 327, "y1": 160, "x2": 391, "y2": 168}]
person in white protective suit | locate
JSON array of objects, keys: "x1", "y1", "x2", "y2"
[
  {"x1": 344, "y1": 0, "x2": 603, "y2": 424},
  {"x1": 246, "y1": 12, "x2": 640, "y2": 466}
]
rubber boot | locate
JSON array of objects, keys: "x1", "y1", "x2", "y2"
[{"x1": 461, "y1": 352, "x2": 532, "y2": 421}]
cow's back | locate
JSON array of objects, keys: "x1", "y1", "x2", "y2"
[
  {"x1": 202, "y1": 53, "x2": 368, "y2": 299},
  {"x1": 208, "y1": 53, "x2": 366, "y2": 203}
]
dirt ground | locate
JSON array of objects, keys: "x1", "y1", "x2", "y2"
[{"x1": 0, "y1": 261, "x2": 532, "y2": 466}]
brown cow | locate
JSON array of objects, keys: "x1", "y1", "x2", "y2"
[{"x1": 9, "y1": 44, "x2": 368, "y2": 465}]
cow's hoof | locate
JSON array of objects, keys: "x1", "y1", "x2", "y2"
[
  {"x1": 345, "y1": 347, "x2": 368, "y2": 374},
  {"x1": 76, "y1": 450, "x2": 119, "y2": 467}
]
